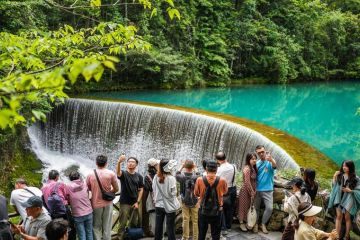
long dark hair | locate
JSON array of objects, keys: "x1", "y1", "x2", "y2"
[
  {"x1": 303, "y1": 168, "x2": 316, "y2": 188},
  {"x1": 245, "y1": 153, "x2": 257, "y2": 173},
  {"x1": 157, "y1": 159, "x2": 170, "y2": 184},
  {"x1": 337, "y1": 160, "x2": 357, "y2": 189},
  {"x1": 294, "y1": 202, "x2": 311, "y2": 230}
]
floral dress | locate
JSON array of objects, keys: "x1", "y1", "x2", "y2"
[{"x1": 238, "y1": 165, "x2": 257, "y2": 221}]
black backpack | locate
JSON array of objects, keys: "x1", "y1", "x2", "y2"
[
  {"x1": 47, "y1": 183, "x2": 67, "y2": 219},
  {"x1": 182, "y1": 175, "x2": 198, "y2": 208},
  {"x1": 200, "y1": 176, "x2": 220, "y2": 216}
]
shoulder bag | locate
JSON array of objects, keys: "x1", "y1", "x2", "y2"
[
  {"x1": 246, "y1": 197, "x2": 257, "y2": 229},
  {"x1": 94, "y1": 169, "x2": 116, "y2": 201}
]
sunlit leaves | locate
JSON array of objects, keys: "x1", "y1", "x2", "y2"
[
  {"x1": 90, "y1": 0, "x2": 101, "y2": 7},
  {"x1": 167, "y1": 8, "x2": 181, "y2": 20},
  {"x1": 0, "y1": 22, "x2": 151, "y2": 129}
]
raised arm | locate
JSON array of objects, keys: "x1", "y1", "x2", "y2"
[{"x1": 116, "y1": 154, "x2": 126, "y2": 177}]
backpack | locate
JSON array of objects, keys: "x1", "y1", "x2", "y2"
[
  {"x1": 200, "y1": 176, "x2": 220, "y2": 216},
  {"x1": 182, "y1": 175, "x2": 198, "y2": 208},
  {"x1": 47, "y1": 183, "x2": 67, "y2": 219}
]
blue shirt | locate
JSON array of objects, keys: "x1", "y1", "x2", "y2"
[{"x1": 256, "y1": 160, "x2": 274, "y2": 191}]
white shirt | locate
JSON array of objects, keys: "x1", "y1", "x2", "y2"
[
  {"x1": 216, "y1": 162, "x2": 236, "y2": 187},
  {"x1": 284, "y1": 191, "x2": 311, "y2": 223},
  {"x1": 10, "y1": 187, "x2": 48, "y2": 221}
]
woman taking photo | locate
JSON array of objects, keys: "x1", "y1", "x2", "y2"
[
  {"x1": 152, "y1": 159, "x2": 180, "y2": 240},
  {"x1": 302, "y1": 168, "x2": 319, "y2": 202},
  {"x1": 294, "y1": 202, "x2": 337, "y2": 240},
  {"x1": 328, "y1": 160, "x2": 360, "y2": 240},
  {"x1": 282, "y1": 177, "x2": 311, "y2": 240},
  {"x1": 237, "y1": 153, "x2": 257, "y2": 232}
]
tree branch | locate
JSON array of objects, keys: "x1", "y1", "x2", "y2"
[{"x1": 27, "y1": 58, "x2": 65, "y2": 75}]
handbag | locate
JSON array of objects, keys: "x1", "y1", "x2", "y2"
[
  {"x1": 155, "y1": 177, "x2": 180, "y2": 213},
  {"x1": 94, "y1": 170, "x2": 116, "y2": 201},
  {"x1": 125, "y1": 209, "x2": 144, "y2": 240},
  {"x1": 223, "y1": 165, "x2": 236, "y2": 207},
  {"x1": 246, "y1": 198, "x2": 257, "y2": 229}
]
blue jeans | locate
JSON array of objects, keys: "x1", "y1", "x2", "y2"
[{"x1": 74, "y1": 213, "x2": 94, "y2": 240}]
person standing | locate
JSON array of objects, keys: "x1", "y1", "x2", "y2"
[
  {"x1": 254, "y1": 145, "x2": 276, "y2": 234},
  {"x1": 11, "y1": 196, "x2": 51, "y2": 240},
  {"x1": 176, "y1": 160, "x2": 200, "y2": 240},
  {"x1": 237, "y1": 153, "x2": 257, "y2": 232},
  {"x1": 195, "y1": 161, "x2": 228, "y2": 240},
  {"x1": 142, "y1": 158, "x2": 159, "y2": 236},
  {"x1": 66, "y1": 171, "x2": 93, "y2": 240},
  {"x1": 10, "y1": 178, "x2": 48, "y2": 222},
  {"x1": 86, "y1": 155, "x2": 119, "y2": 240},
  {"x1": 152, "y1": 159, "x2": 180, "y2": 240},
  {"x1": 281, "y1": 177, "x2": 311, "y2": 240},
  {"x1": 302, "y1": 168, "x2": 318, "y2": 202},
  {"x1": 0, "y1": 194, "x2": 13, "y2": 240},
  {"x1": 42, "y1": 170, "x2": 75, "y2": 240},
  {"x1": 215, "y1": 151, "x2": 237, "y2": 234},
  {"x1": 328, "y1": 160, "x2": 360, "y2": 240},
  {"x1": 116, "y1": 155, "x2": 144, "y2": 240}
]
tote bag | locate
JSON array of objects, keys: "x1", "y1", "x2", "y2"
[{"x1": 247, "y1": 198, "x2": 257, "y2": 229}]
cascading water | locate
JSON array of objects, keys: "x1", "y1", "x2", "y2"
[{"x1": 28, "y1": 98, "x2": 299, "y2": 177}]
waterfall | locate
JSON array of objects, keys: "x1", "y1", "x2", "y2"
[{"x1": 28, "y1": 98, "x2": 299, "y2": 176}]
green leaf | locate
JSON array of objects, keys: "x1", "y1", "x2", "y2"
[
  {"x1": 150, "y1": 8, "x2": 157, "y2": 18},
  {"x1": 165, "y1": 0, "x2": 174, "y2": 7},
  {"x1": 32, "y1": 110, "x2": 46, "y2": 121},
  {"x1": 103, "y1": 60, "x2": 116, "y2": 71},
  {"x1": 90, "y1": 0, "x2": 101, "y2": 7}
]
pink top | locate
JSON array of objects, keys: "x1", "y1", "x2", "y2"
[
  {"x1": 86, "y1": 168, "x2": 118, "y2": 209},
  {"x1": 41, "y1": 180, "x2": 68, "y2": 206},
  {"x1": 65, "y1": 179, "x2": 93, "y2": 217}
]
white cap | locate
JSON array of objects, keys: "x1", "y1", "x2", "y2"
[
  {"x1": 299, "y1": 204, "x2": 322, "y2": 217},
  {"x1": 148, "y1": 158, "x2": 160, "y2": 167}
]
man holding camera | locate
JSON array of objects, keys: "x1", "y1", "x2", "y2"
[
  {"x1": 116, "y1": 154, "x2": 144, "y2": 240},
  {"x1": 254, "y1": 145, "x2": 277, "y2": 234}
]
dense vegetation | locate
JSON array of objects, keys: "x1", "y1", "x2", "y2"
[
  {"x1": 0, "y1": 0, "x2": 358, "y2": 193},
  {"x1": 2, "y1": 0, "x2": 358, "y2": 92}
]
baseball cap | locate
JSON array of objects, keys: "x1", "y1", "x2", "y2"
[{"x1": 22, "y1": 196, "x2": 43, "y2": 208}]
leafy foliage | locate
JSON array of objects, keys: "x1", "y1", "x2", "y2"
[{"x1": 0, "y1": 22, "x2": 150, "y2": 129}]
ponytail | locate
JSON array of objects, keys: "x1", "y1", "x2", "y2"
[{"x1": 293, "y1": 214, "x2": 304, "y2": 230}]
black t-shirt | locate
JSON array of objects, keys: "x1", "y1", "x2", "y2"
[
  {"x1": 0, "y1": 195, "x2": 8, "y2": 220},
  {"x1": 118, "y1": 170, "x2": 144, "y2": 205}
]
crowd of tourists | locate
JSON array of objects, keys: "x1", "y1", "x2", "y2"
[{"x1": 0, "y1": 145, "x2": 359, "y2": 240}]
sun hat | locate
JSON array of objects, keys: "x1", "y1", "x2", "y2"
[
  {"x1": 298, "y1": 204, "x2": 322, "y2": 217},
  {"x1": 22, "y1": 196, "x2": 43, "y2": 208},
  {"x1": 148, "y1": 158, "x2": 160, "y2": 167},
  {"x1": 163, "y1": 159, "x2": 177, "y2": 173}
]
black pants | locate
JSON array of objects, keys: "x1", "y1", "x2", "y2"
[
  {"x1": 281, "y1": 222, "x2": 294, "y2": 240},
  {"x1": 223, "y1": 186, "x2": 237, "y2": 229},
  {"x1": 198, "y1": 212, "x2": 222, "y2": 240},
  {"x1": 154, "y1": 207, "x2": 176, "y2": 240}
]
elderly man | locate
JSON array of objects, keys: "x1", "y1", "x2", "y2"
[{"x1": 12, "y1": 196, "x2": 51, "y2": 240}]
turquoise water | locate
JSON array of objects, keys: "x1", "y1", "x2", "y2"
[{"x1": 89, "y1": 81, "x2": 360, "y2": 168}]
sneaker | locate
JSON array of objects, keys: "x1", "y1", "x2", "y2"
[
  {"x1": 253, "y1": 224, "x2": 258, "y2": 233},
  {"x1": 240, "y1": 223, "x2": 248, "y2": 232},
  {"x1": 261, "y1": 224, "x2": 268, "y2": 234},
  {"x1": 222, "y1": 230, "x2": 228, "y2": 236}
]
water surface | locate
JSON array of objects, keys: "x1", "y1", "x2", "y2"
[{"x1": 89, "y1": 81, "x2": 360, "y2": 168}]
